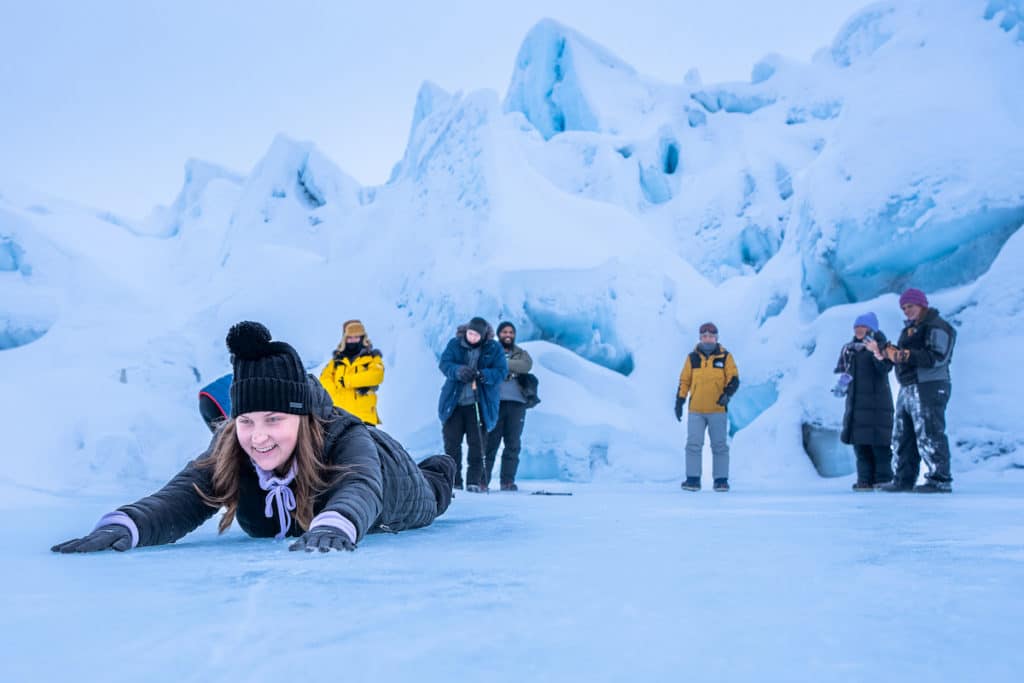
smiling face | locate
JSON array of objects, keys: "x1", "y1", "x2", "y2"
[
  {"x1": 498, "y1": 326, "x2": 515, "y2": 347},
  {"x1": 901, "y1": 303, "x2": 925, "y2": 321},
  {"x1": 235, "y1": 411, "x2": 301, "y2": 471},
  {"x1": 465, "y1": 329, "x2": 482, "y2": 345}
]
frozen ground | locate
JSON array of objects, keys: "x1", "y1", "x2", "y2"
[{"x1": 6, "y1": 473, "x2": 1023, "y2": 683}]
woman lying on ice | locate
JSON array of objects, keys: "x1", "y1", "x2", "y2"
[{"x1": 53, "y1": 321, "x2": 456, "y2": 554}]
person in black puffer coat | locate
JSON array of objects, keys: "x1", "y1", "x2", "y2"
[
  {"x1": 832, "y1": 312, "x2": 894, "y2": 490},
  {"x1": 52, "y1": 321, "x2": 456, "y2": 554}
]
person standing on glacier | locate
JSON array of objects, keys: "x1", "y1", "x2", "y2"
[
  {"x1": 318, "y1": 319, "x2": 385, "y2": 426},
  {"x1": 483, "y1": 321, "x2": 534, "y2": 491},
  {"x1": 437, "y1": 317, "x2": 508, "y2": 492},
  {"x1": 832, "y1": 312, "x2": 895, "y2": 490},
  {"x1": 675, "y1": 322, "x2": 740, "y2": 492},
  {"x1": 877, "y1": 288, "x2": 957, "y2": 493}
]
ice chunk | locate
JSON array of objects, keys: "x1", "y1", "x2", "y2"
[
  {"x1": 785, "y1": 99, "x2": 842, "y2": 124},
  {"x1": 0, "y1": 317, "x2": 49, "y2": 350},
  {"x1": 639, "y1": 162, "x2": 672, "y2": 205},
  {"x1": 409, "y1": 81, "x2": 454, "y2": 137},
  {"x1": 775, "y1": 164, "x2": 793, "y2": 201},
  {"x1": 661, "y1": 138, "x2": 680, "y2": 175},
  {"x1": 690, "y1": 87, "x2": 776, "y2": 114},
  {"x1": 802, "y1": 200, "x2": 1024, "y2": 310},
  {"x1": 685, "y1": 106, "x2": 706, "y2": 128},
  {"x1": 739, "y1": 223, "x2": 782, "y2": 271},
  {"x1": 984, "y1": 0, "x2": 1024, "y2": 40},
  {"x1": 525, "y1": 295, "x2": 634, "y2": 375},
  {"x1": 503, "y1": 19, "x2": 642, "y2": 139},
  {"x1": 830, "y1": 4, "x2": 897, "y2": 67},
  {"x1": 728, "y1": 380, "x2": 779, "y2": 435},
  {"x1": 0, "y1": 236, "x2": 27, "y2": 273},
  {"x1": 802, "y1": 422, "x2": 855, "y2": 477},
  {"x1": 751, "y1": 62, "x2": 776, "y2": 84}
]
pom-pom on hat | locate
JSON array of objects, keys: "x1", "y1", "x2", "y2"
[{"x1": 226, "y1": 321, "x2": 310, "y2": 417}]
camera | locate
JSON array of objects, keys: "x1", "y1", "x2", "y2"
[{"x1": 871, "y1": 330, "x2": 888, "y2": 347}]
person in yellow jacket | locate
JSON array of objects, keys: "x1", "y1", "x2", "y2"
[
  {"x1": 674, "y1": 322, "x2": 740, "y2": 492},
  {"x1": 319, "y1": 320, "x2": 384, "y2": 425}
]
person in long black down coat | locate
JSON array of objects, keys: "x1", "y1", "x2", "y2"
[
  {"x1": 832, "y1": 312, "x2": 895, "y2": 490},
  {"x1": 52, "y1": 321, "x2": 456, "y2": 554}
]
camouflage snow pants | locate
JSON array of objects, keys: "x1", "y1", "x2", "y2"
[{"x1": 892, "y1": 382, "x2": 952, "y2": 486}]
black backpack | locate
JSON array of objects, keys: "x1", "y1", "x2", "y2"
[{"x1": 516, "y1": 373, "x2": 541, "y2": 409}]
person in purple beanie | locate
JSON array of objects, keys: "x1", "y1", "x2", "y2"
[
  {"x1": 832, "y1": 312, "x2": 894, "y2": 490},
  {"x1": 877, "y1": 288, "x2": 957, "y2": 493},
  {"x1": 52, "y1": 321, "x2": 456, "y2": 554}
]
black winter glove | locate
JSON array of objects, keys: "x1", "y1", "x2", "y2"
[
  {"x1": 456, "y1": 366, "x2": 476, "y2": 383},
  {"x1": 716, "y1": 393, "x2": 731, "y2": 407},
  {"x1": 289, "y1": 527, "x2": 356, "y2": 553},
  {"x1": 51, "y1": 525, "x2": 132, "y2": 553},
  {"x1": 674, "y1": 396, "x2": 685, "y2": 421},
  {"x1": 475, "y1": 370, "x2": 487, "y2": 385}
]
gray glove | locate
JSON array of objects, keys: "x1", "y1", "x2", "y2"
[
  {"x1": 289, "y1": 527, "x2": 356, "y2": 553},
  {"x1": 51, "y1": 525, "x2": 132, "y2": 553}
]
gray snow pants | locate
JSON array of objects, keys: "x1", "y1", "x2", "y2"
[
  {"x1": 892, "y1": 382, "x2": 952, "y2": 486},
  {"x1": 685, "y1": 411, "x2": 730, "y2": 479}
]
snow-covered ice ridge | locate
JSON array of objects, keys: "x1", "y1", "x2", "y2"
[{"x1": 2, "y1": 0, "x2": 1022, "y2": 493}]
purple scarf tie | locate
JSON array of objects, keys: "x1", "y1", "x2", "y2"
[{"x1": 252, "y1": 459, "x2": 297, "y2": 539}]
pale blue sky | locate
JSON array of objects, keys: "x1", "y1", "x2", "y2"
[{"x1": 0, "y1": 0, "x2": 867, "y2": 217}]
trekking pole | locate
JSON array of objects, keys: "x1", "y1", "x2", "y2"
[{"x1": 472, "y1": 381, "x2": 489, "y2": 492}]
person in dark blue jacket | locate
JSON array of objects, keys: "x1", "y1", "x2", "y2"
[
  {"x1": 199, "y1": 372, "x2": 233, "y2": 432},
  {"x1": 437, "y1": 317, "x2": 508, "y2": 492}
]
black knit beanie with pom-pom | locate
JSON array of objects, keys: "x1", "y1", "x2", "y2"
[{"x1": 226, "y1": 321, "x2": 310, "y2": 417}]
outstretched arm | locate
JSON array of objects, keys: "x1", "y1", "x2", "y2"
[{"x1": 52, "y1": 452, "x2": 219, "y2": 552}]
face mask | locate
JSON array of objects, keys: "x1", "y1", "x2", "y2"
[
  {"x1": 699, "y1": 341, "x2": 717, "y2": 354},
  {"x1": 344, "y1": 341, "x2": 362, "y2": 355}
]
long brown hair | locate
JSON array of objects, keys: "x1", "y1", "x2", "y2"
[{"x1": 195, "y1": 414, "x2": 328, "y2": 533}]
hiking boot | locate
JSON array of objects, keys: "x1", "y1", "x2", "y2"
[
  {"x1": 852, "y1": 481, "x2": 875, "y2": 491},
  {"x1": 465, "y1": 484, "x2": 486, "y2": 493},
  {"x1": 913, "y1": 480, "x2": 952, "y2": 494},
  {"x1": 500, "y1": 482, "x2": 518, "y2": 492},
  {"x1": 453, "y1": 479, "x2": 464, "y2": 491},
  {"x1": 713, "y1": 478, "x2": 730, "y2": 492},
  {"x1": 872, "y1": 479, "x2": 893, "y2": 490},
  {"x1": 877, "y1": 481, "x2": 914, "y2": 492},
  {"x1": 680, "y1": 477, "x2": 701, "y2": 492}
]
